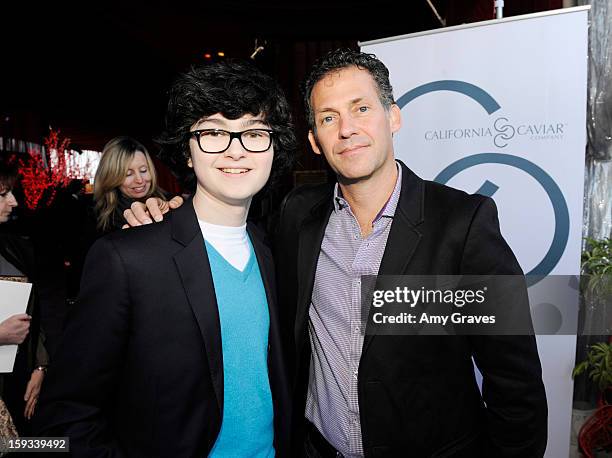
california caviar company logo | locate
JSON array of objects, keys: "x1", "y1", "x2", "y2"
[
  {"x1": 397, "y1": 80, "x2": 569, "y2": 285},
  {"x1": 424, "y1": 116, "x2": 565, "y2": 148}
]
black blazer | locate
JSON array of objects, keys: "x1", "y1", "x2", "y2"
[
  {"x1": 275, "y1": 161, "x2": 547, "y2": 457},
  {"x1": 35, "y1": 200, "x2": 290, "y2": 457}
]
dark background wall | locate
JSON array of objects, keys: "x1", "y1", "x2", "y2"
[{"x1": 1, "y1": 0, "x2": 561, "y2": 175}]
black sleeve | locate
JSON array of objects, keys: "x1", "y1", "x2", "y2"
[
  {"x1": 34, "y1": 237, "x2": 129, "y2": 457},
  {"x1": 462, "y1": 197, "x2": 548, "y2": 457}
]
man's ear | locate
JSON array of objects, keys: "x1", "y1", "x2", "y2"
[
  {"x1": 389, "y1": 104, "x2": 402, "y2": 134},
  {"x1": 308, "y1": 130, "x2": 322, "y2": 156}
]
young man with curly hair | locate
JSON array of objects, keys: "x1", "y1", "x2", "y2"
[{"x1": 35, "y1": 59, "x2": 296, "y2": 457}]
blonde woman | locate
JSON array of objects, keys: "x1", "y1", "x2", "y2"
[{"x1": 94, "y1": 136, "x2": 169, "y2": 233}]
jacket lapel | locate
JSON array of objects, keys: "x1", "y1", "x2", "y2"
[
  {"x1": 249, "y1": 224, "x2": 280, "y2": 353},
  {"x1": 248, "y1": 223, "x2": 275, "y2": 319},
  {"x1": 362, "y1": 162, "x2": 425, "y2": 357},
  {"x1": 171, "y1": 200, "x2": 224, "y2": 416},
  {"x1": 295, "y1": 194, "x2": 334, "y2": 352},
  {"x1": 378, "y1": 162, "x2": 425, "y2": 276}
]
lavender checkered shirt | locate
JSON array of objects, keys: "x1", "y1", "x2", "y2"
[{"x1": 305, "y1": 163, "x2": 402, "y2": 457}]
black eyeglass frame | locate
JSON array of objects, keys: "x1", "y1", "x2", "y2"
[{"x1": 190, "y1": 128, "x2": 275, "y2": 154}]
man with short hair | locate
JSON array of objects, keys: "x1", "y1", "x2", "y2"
[
  {"x1": 35, "y1": 59, "x2": 295, "y2": 457},
  {"x1": 275, "y1": 48, "x2": 547, "y2": 457}
]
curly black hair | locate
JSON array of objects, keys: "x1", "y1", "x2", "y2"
[
  {"x1": 302, "y1": 48, "x2": 395, "y2": 130},
  {"x1": 157, "y1": 59, "x2": 296, "y2": 192}
]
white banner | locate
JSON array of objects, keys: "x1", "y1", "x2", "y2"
[{"x1": 362, "y1": 7, "x2": 589, "y2": 457}]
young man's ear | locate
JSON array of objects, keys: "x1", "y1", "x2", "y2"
[{"x1": 307, "y1": 130, "x2": 322, "y2": 156}]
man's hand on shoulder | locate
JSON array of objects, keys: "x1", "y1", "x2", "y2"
[{"x1": 122, "y1": 195, "x2": 184, "y2": 228}]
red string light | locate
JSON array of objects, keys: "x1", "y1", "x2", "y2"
[{"x1": 18, "y1": 129, "x2": 89, "y2": 210}]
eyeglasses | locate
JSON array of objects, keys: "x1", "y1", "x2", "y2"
[{"x1": 190, "y1": 128, "x2": 274, "y2": 154}]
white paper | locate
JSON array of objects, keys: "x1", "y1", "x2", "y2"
[{"x1": 0, "y1": 279, "x2": 32, "y2": 373}]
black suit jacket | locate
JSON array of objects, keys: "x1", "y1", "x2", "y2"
[
  {"x1": 275, "y1": 161, "x2": 547, "y2": 457},
  {"x1": 35, "y1": 200, "x2": 290, "y2": 457}
]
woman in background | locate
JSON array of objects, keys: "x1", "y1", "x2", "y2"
[
  {"x1": 93, "y1": 136, "x2": 167, "y2": 233},
  {"x1": 0, "y1": 161, "x2": 48, "y2": 435}
]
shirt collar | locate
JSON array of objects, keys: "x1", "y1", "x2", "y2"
[{"x1": 333, "y1": 161, "x2": 402, "y2": 222}]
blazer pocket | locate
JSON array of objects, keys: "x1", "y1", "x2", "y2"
[{"x1": 431, "y1": 429, "x2": 482, "y2": 458}]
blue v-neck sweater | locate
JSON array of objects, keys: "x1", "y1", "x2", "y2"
[{"x1": 206, "y1": 240, "x2": 275, "y2": 458}]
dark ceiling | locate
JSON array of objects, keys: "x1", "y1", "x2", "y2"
[
  {"x1": 1, "y1": 1, "x2": 449, "y2": 151},
  {"x1": 1, "y1": 0, "x2": 558, "y2": 153}
]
